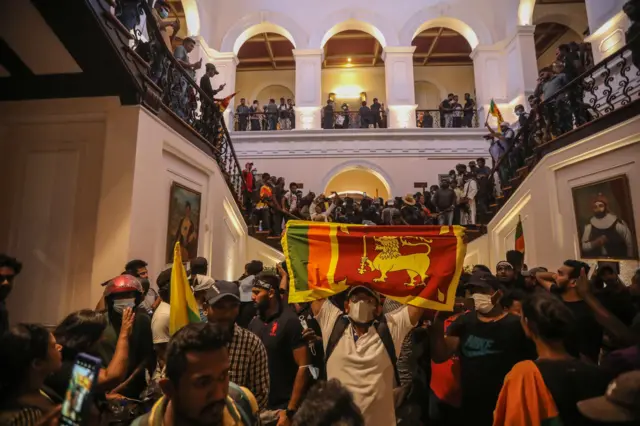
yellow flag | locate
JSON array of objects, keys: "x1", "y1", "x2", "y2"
[{"x1": 169, "y1": 242, "x2": 202, "y2": 335}]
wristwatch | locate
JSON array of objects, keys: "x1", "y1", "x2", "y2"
[{"x1": 285, "y1": 408, "x2": 297, "y2": 419}]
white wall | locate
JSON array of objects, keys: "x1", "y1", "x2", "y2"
[
  {"x1": 236, "y1": 69, "x2": 296, "y2": 104},
  {"x1": 0, "y1": 98, "x2": 282, "y2": 326},
  {"x1": 465, "y1": 114, "x2": 640, "y2": 280},
  {"x1": 232, "y1": 128, "x2": 491, "y2": 196},
  {"x1": 414, "y1": 66, "x2": 476, "y2": 105}
]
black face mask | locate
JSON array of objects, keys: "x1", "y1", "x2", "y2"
[{"x1": 0, "y1": 285, "x2": 12, "y2": 301}]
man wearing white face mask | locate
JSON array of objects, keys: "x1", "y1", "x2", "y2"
[
  {"x1": 430, "y1": 272, "x2": 536, "y2": 426},
  {"x1": 97, "y1": 274, "x2": 155, "y2": 398},
  {"x1": 310, "y1": 285, "x2": 425, "y2": 426}
]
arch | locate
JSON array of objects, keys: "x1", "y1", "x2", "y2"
[
  {"x1": 399, "y1": 7, "x2": 494, "y2": 49},
  {"x1": 309, "y1": 8, "x2": 400, "y2": 49},
  {"x1": 254, "y1": 84, "x2": 295, "y2": 104},
  {"x1": 321, "y1": 160, "x2": 394, "y2": 200},
  {"x1": 518, "y1": 0, "x2": 536, "y2": 26},
  {"x1": 532, "y1": 13, "x2": 586, "y2": 41},
  {"x1": 219, "y1": 11, "x2": 308, "y2": 54},
  {"x1": 414, "y1": 80, "x2": 445, "y2": 109}
]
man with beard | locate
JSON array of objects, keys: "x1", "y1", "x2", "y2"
[
  {"x1": 0, "y1": 254, "x2": 22, "y2": 336},
  {"x1": 249, "y1": 274, "x2": 310, "y2": 426},
  {"x1": 581, "y1": 193, "x2": 635, "y2": 259},
  {"x1": 131, "y1": 322, "x2": 260, "y2": 426},
  {"x1": 496, "y1": 261, "x2": 517, "y2": 288},
  {"x1": 204, "y1": 280, "x2": 270, "y2": 410},
  {"x1": 536, "y1": 260, "x2": 603, "y2": 363}
]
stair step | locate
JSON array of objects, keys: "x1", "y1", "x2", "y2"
[{"x1": 516, "y1": 166, "x2": 529, "y2": 175}]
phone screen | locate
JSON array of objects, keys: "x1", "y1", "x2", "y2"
[{"x1": 60, "y1": 353, "x2": 101, "y2": 426}]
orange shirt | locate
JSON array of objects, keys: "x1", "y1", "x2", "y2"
[{"x1": 430, "y1": 313, "x2": 462, "y2": 407}]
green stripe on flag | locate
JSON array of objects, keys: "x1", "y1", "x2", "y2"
[
  {"x1": 286, "y1": 223, "x2": 310, "y2": 291},
  {"x1": 187, "y1": 308, "x2": 202, "y2": 324}
]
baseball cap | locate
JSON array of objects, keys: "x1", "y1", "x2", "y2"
[
  {"x1": 192, "y1": 275, "x2": 216, "y2": 292},
  {"x1": 521, "y1": 267, "x2": 548, "y2": 277},
  {"x1": 577, "y1": 371, "x2": 640, "y2": 422},
  {"x1": 346, "y1": 285, "x2": 381, "y2": 303},
  {"x1": 465, "y1": 271, "x2": 504, "y2": 292},
  {"x1": 204, "y1": 281, "x2": 240, "y2": 306},
  {"x1": 253, "y1": 274, "x2": 280, "y2": 292},
  {"x1": 190, "y1": 256, "x2": 208, "y2": 270}
]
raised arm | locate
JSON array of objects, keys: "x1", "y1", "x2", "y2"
[
  {"x1": 97, "y1": 308, "x2": 134, "y2": 390},
  {"x1": 430, "y1": 313, "x2": 461, "y2": 363}
]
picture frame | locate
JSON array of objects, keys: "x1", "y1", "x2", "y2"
[
  {"x1": 572, "y1": 175, "x2": 638, "y2": 260},
  {"x1": 166, "y1": 182, "x2": 202, "y2": 263}
]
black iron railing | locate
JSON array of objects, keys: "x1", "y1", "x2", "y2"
[
  {"x1": 98, "y1": 0, "x2": 244, "y2": 206},
  {"x1": 231, "y1": 110, "x2": 296, "y2": 131},
  {"x1": 323, "y1": 110, "x2": 387, "y2": 129},
  {"x1": 486, "y1": 32, "x2": 640, "y2": 217},
  {"x1": 416, "y1": 109, "x2": 480, "y2": 128}
]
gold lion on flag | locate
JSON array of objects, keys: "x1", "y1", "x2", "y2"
[{"x1": 359, "y1": 236, "x2": 432, "y2": 287}]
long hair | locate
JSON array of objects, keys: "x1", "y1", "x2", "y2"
[
  {"x1": 0, "y1": 324, "x2": 51, "y2": 400},
  {"x1": 54, "y1": 310, "x2": 107, "y2": 356}
]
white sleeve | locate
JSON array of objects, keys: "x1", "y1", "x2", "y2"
[
  {"x1": 467, "y1": 180, "x2": 478, "y2": 200},
  {"x1": 581, "y1": 224, "x2": 594, "y2": 252},
  {"x1": 385, "y1": 306, "x2": 414, "y2": 357},
  {"x1": 151, "y1": 309, "x2": 171, "y2": 344},
  {"x1": 316, "y1": 300, "x2": 342, "y2": 349},
  {"x1": 616, "y1": 221, "x2": 635, "y2": 257},
  {"x1": 290, "y1": 194, "x2": 298, "y2": 211},
  {"x1": 324, "y1": 203, "x2": 336, "y2": 218},
  {"x1": 310, "y1": 201, "x2": 318, "y2": 221}
]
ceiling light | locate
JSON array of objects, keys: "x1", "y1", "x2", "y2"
[{"x1": 347, "y1": 57, "x2": 352, "y2": 62}]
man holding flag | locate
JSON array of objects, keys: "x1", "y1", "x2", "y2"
[{"x1": 282, "y1": 221, "x2": 468, "y2": 426}]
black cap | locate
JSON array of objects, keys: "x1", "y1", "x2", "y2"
[
  {"x1": 190, "y1": 256, "x2": 208, "y2": 269},
  {"x1": 205, "y1": 281, "x2": 240, "y2": 306},
  {"x1": 465, "y1": 272, "x2": 504, "y2": 292},
  {"x1": 577, "y1": 371, "x2": 640, "y2": 422},
  {"x1": 347, "y1": 285, "x2": 381, "y2": 303}
]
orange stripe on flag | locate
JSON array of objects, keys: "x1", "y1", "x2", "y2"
[{"x1": 306, "y1": 224, "x2": 332, "y2": 289}]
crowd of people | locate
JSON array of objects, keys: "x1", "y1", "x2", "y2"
[
  {"x1": 485, "y1": 42, "x2": 594, "y2": 189},
  {"x1": 425, "y1": 93, "x2": 477, "y2": 129},
  {"x1": 321, "y1": 98, "x2": 387, "y2": 130},
  {"x1": 242, "y1": 159, "x2": 495, "y2": 237},
  {"x1": 2, "y1": 245, "x2": 640, "y2": 426},
  {"x1": 233, "y1": 98, "x2": 297, "y2": 131}
]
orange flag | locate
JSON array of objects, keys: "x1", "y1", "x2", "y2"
[{"x1": 215, "y1": 92, "x2": 238, "y2": 112}]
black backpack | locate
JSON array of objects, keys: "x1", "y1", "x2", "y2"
[{"x1": 325, "y1": 315, "x2": 400, "y2": 386}]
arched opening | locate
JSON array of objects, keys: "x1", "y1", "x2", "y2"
[
  {"x1": 255, "y1": 84, "x2": 295, "y2": 103},
  {"x1": 234, "y1": 30, "x2": 296, "y2": 130},
  {"x1": 534, "y1": 23, "x2": 584, "y2": 70},
  {"x1": 414, "y1": 81, "x2": 442, "y2": 110},
  {"x1": 324, "y1": 166, "x2": 391, "y2": 201},
  {"x1": 412, "y1": 26, "x2": 476, "y2": 127},
  {"x1": 320, "y1": 28, "x2": 387, "y2": 129}
]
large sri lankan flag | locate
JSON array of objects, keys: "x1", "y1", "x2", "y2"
[{"x1": 282, "y1": 221, "x2": 467, "y2": 310}]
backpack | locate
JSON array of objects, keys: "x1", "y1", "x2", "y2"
[{"x1": 325, "y1": 315, "x2": 400, "y2": 386}]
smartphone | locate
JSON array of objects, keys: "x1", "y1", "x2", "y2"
[{"x1": 60, "y1": 353, "x2": 102, "y2": 426}]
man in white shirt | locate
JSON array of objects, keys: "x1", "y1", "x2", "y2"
[
  {"x1": 310, "y1": 286, "x2": 424, "y2": 426},
  {"x1": 461, "y1": 173, "x2": 478, "y2": 225}
]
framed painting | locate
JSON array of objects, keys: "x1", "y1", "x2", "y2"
[
  {"x1": 166, "y1": 182, "x2": 202, "y2": 263},
  {"x1": 572, "y1": 175, "x2": 638, "y2": 260}
]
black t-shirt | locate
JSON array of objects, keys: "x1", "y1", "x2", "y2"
[
  {"x1": 536, "y1": 359, "x2": 612, "y2": 426},
  {"x1": 249, "y1": 306, "x2": 306, "y2": 409},
  {"x1": 447, "y1": 312, "x2": 536, "y2": 426},
  {"x1": 563, "y1": 300, "x2": 603, "y2": 363},
  {"x1": 596, "y1": 288, "x2": 638, "y2": 327}
]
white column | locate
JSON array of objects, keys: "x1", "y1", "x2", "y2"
[
  {"x1": 504, "y1": 26, "x2": 538, "y2": 104},
  {"x1": 211, "y1": 52, "x2": 239, "y2": 124},
  {"x1": 470, "y1": 45, "x2": 504, "y2": 121},
  {"x1": 293, "y1": 49, "x2": 323, "y2": 130},
  {"x1": 585, "y1": 0, "x2": 630, "y2": 64},
  {"x1": 382, "y1": 46, "x2": 417, "y2": 129}
]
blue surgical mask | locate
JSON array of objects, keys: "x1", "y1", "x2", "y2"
[
  {"x1": 113, "y1": 298, "x2": 135, "y2": 314},
  {"x1": 159, "y1": 8, "x2": 169, "y2": 19}
]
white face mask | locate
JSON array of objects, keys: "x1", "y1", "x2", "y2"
[
  {"x1": 348, "y1": 300, "x2": 376, "y2": 324},
  {"x1": 471, "y1": 293, "x2": 495, "y2": 314},
  {"x1": 113, "y1": 298, "x2": 135, "y2": 314}
]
